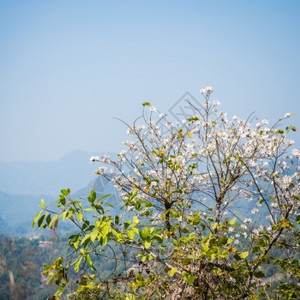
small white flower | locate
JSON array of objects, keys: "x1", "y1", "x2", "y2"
[
  {"x1": 90, "y1": 155, "x2": 99, "y2": 162},
  {"x1": 150, "y1": 106, "x2": 157, "y2": 112},
  {"x1": 244, "y1": 218, "x2": 252, "y2": 224},
  {"x1": 213, "y1": 100, "x2": 221, "y2": 106},
  {"x1": 251, "y1": 208, "x2": 259, "y2": 214},
  {"x1": 292, "y1": 148, "x2": 300, "y2": 157},
  {"x1": 95, "y1": 167, "x2": 106, "y2": 175},
  {"x1": 200, "y1": 86, "x2": 213, "y2": 95},
  {"x1": 286, "y1": 139, "x2": 295, "y2": 146},
  {"x1": 284, "y1": 112, "x2": 294, "y2": 118}
]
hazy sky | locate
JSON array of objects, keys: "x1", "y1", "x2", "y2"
[{"x1": 0, "y1": 0, "x2": 299, "y2": 162}]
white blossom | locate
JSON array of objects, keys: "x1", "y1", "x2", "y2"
[
  {"x1": 200, "y1": 86, "x2": 213, "y2": 95},
  {"x1": 95, "y1": 167, "x2": 106, "y2": 175},
  {"x1": 284, "y1": 112, "x2": 294, "y2": 118},
  {"x1": 90, "y1": 155, "x2": 100, "y2": 162}
]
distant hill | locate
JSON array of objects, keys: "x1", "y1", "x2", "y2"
[
  {"x1": 0, "y1": 150, "x2": 115, "y2": 196},
  {"x1": 0, "y1": 174, "x2": 121, "y2": 237},
  {"x1": 0, "y1": 190, "x2": 55, "y2": 236},
  {"x1": 0, "y1": 149, "x2": 119, "y2": 236}
]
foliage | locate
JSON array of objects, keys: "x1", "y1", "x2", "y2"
[{"x1": 34, "y1": 88, "x2": 300, "y2": 299}]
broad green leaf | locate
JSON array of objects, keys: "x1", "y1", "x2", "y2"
[
  {"x1": 40, "y1": 199, "x2": 45, "y2": 208},
  {"x1": 32, "y1": 210, "x2": 43, "y2": 227},
  {"x1": 229, "y1": 217, "x2": 237, "y2": 225},
  {"x1": 254, "y1": 270, "x2": 265, "y2": 278},
  {"x1": 144, "y1": 240, "x2": 151, "y2": 249},
  {"x1": 74, "y1": 256, "x2": 83, "y2": 273},
  {"x1": 37, "y1": 214, "x2": 46, "y2": 227},
  {"x1": 49, "y1": 214, "x2": 59, "y2": 228},
  {"x1": 86, "y1": 254, "x2": 95, "y2": 270},
  {"x1": 168, "y1": 267, "x2": 178, "y2": 277},
  {"x1": 182, "y1": 270, "x2": 197, "y2": 285},
  {"x1": 239, "y1": 251, "x2": 249, "y2": 259},
  {"x1": 61, "y1": 210, "x2": 68, "y2": 221},
  {"x1": 74, "y1": 239, "x2": 79, "y2": 250},
  {"x1": 77, "y1": 212, "x2": 83, "y2": 222},
  {"x1": 61, "y1": 188, "x2": 70, "y2": 196},
  {"x1": 128, "y1": 230, "x2": 135, "y2": 240},
  {"x1": 125, "y1": 294, "x2": 136, "y2": 300},
  {"x1": 132, "y1": 215, "x2": 139, "y2": 225},
  {"x1": 90, "y1": 230, "x2": 99, "y2": 243},
  {"x1": 88, "y1": 189, "x2": 97, "y2": 203},
  {"x1": 54, "y1": 287, "x2": 64, "y2": 297}
]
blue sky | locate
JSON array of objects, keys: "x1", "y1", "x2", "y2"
[{"x1": 0, "y1": 0, "x2": 299, "y2": 161}]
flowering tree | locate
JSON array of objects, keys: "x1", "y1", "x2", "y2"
[{"x1": 34, "y1": 87, "x2": 300, "y2": 299}]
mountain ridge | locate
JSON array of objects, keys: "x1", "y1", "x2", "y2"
[{"x1": 0, "y1": 149, "x2": 115, "y2": 196}]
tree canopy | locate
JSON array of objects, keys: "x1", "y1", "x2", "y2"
[{"x1": 34, "y1": 88, "x2": 300, "y2": 299}]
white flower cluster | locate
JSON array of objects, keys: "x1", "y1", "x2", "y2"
[{"x1": 89, "y1": 89, "x2": 299, "y2": 249}]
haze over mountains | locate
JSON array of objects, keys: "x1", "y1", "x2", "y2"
[
  {"x1": 0, "y1": 150, "x2": 115, "y2": 236},
  {"x1": 0, "y1": 150, "x2": 104, "y2": 196}
]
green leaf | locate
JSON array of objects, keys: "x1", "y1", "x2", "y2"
[
  {"x1": 125, "y1": 294, "x2": 136, "y2": 300},
  {"x1": 37, "y1": 214, "x2": 46, "y2": 227},
  {"x1": 74, "y1": 239, "x2": 79, "y2": 250},
  {"x1": 61, "y1": 210, "x2": 68, "y2": 221},
  {"x1": 77, "y1": 213, "x2": 83, "y2": 222},
  {"x1": 40, "y1": 199, "x2": 45, "y2": 208},
  {"x1": 144, "y1": 240, "x2": 151, "y2": 249},
  {"x1": 128, "y1": 230, "x2": 135, "y2": 240},
  {"x1": 32, "y1": 210, "x2": 43, "y2": 227},
  {"x1": 90, "y1": 230, "x2": 99, "y2": 243},
  {"x1": 54, "y1": 287, "x2": 64, "y2": 297},
  {"x1": 187, "y1": 116, "x2": 199, "y2": 122},
  {"x1": 276, "y1": 129, "x2": 284, "y2": 134},
  {"x1": 182, "y1": 270, "x2": 197, "y2": 285},
  {"x1": 132, "y1": 215, "x2": 139, "y2": 225},
  {"x1": 239, "y1": 251, "x2": 249, "y2": 259},
  {"x1": 142, "y1": 101, "x2": 151, "y2": 106},
  {"x1": 234, "y1": 251, "x2": 249, "y2": 261},
  {"x1": 168, "y1": 267, "x2": 178, "y2": 277},
  {"x1": 49, "y1": 214, "x2": 59, "y2": 229},
  {"x1": 254, "y1": 270, "x2": 265, "y2": 278},
  {"x1": 88, "y1": 190, "x2": 97, "y2": 203},
  {"x1": 74, "y1": 256, "x2": 83, "y2": 273},
  {"x1": 86, "y1": 254, "x2": 95, "y2": 270},
  {"x1": 61, "y1": 188, "x2": 70, "y2": 196},
  {"x1": 229, "y1": 217, "x2": 237, "y2": 225}
]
